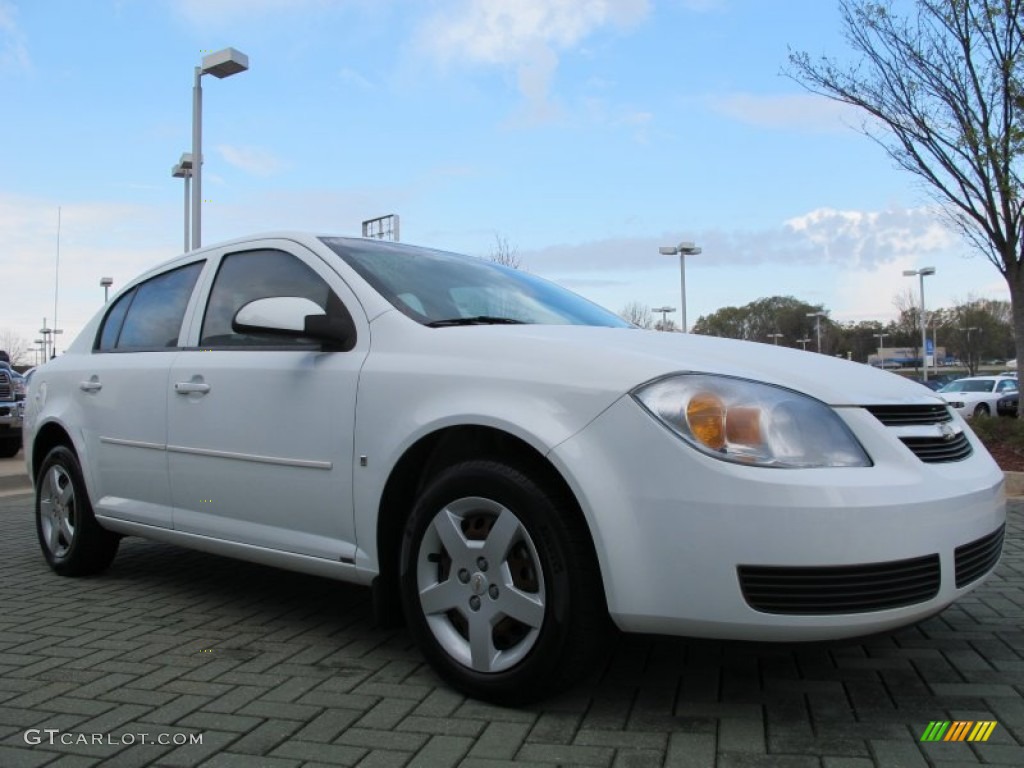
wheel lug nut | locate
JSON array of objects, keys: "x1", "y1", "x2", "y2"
[
  {"x1": 488, "y1": 585, "x2": 499, "y2": 599},
  {"x1": 458, "y1": 569, "x2": 470, "y2": 583},
  {"x1": 477, "y1": 557, "x2": 488, "y2": 571},
  {"x1": 469, "y1": 596, "x2": 481, "y2": 611}
]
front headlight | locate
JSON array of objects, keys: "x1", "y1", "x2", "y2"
[{"x1": 632, "y1": 374, "x2": 871, "y2": 468}]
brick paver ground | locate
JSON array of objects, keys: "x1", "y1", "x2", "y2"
[{"x1": 0, "y1": 492, "x2": 1021, "y2": 767}]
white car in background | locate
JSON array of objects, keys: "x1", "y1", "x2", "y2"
[
  {"x1": 938, "y1": 375, "x2": 1018, "y2": 418},
  {"x1": 23, "y1": 233, "x2": 1007, "y2": 704}
]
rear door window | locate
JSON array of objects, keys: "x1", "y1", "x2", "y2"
[{"x1": 100, "y1": 262, "x2": 203, "y2": 351}]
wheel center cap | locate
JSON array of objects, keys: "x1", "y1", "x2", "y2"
[{"x1": 470, "y1": 572, "x2": 488, "y2": 595}]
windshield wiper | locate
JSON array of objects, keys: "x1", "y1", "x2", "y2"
[{"x1": 426, "y1": 316, "x2": 527, "y2": 327}]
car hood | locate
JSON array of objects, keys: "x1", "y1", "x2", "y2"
[{"x1": 379, "y1": 316, "x2": 942, "y2": 407}]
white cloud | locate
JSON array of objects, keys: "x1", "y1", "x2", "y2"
[
  {"x1": 173, "y1": 0, "x2": 356, "y2": 26},
  {"x1": 0, "y1": 195, "x2": 177, "y2": 350},
  {"x1": 216, "y1": 144, "x2": 287, "y2": 176},
  {"x1": 523, "y1": 206, "x2": 956, "y2": 273},
  {"x1": 339, "y1": 66, "x2": 373, "y2": 90},
  {"x1": 709, "y1": 92, "x2": 861, "y2": 134},
  {"x1": 417, "y1": 0, "x2": 649, "y2": 120},
  {"x1": 0, "y1": 0, "x2": 29, "y2": 73}
]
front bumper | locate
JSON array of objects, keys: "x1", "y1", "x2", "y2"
[
  {"x1": 0, "y1": 400, "x2": 24, "y2": 430},
  {"x1": 549, "y1": 396, "x2": 1006, "y2": 641}
]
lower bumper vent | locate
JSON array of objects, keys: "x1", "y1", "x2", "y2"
[
  {"x1": 738, "y1": 554, "x2": 940, "y2": 615},
  {"x1": 955, "y1": 525, "x2": 1004, "y2": 588}
]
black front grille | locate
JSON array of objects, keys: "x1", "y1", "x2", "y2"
[
  {"x1": 0, "y1": 372, "x2": 10, "y2": 400},
  {"x1": 866, "y1": 404, "x2": 951, "y2": 426},
  {"x1": 900, "y1": 433, "x2": 973, "y2": 463},
  {"x1": 738, "y1": 554, "x2": 940, "y2": 615},
  {"x1": 955, "y1": 526, "x2": 1005, "y2": 588},
  {"x1": 864, "y1": 404, "x2": 972, "y2": 463}
]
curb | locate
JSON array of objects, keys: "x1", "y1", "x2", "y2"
[
  {"x1": 0, "y1": 474, "x2": 31, "y2": 494},
  {"x1": 1005, "y1": 471, "x2": 1024, "y2": 498}
]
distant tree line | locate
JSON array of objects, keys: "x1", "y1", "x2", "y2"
[
  {"x1": 689, "y1": 295, "x2": 1015, "y2": 374},
  {"x1": 621, "y1": 295, "x2": 1016, "y2": 375}
]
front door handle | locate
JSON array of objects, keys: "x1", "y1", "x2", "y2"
[{"x1": 174, "y1": 382, "x2": 211, "y2": 395}]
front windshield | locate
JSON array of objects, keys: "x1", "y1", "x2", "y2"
[
  {"x1": 939, "y1": 380, "x2": 996, "y2": 394},
  {"x1": 321, "y1": 237, "x2": 630, "y2": 328}
]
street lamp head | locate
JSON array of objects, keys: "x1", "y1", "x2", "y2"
[
  {"x1": 651, "y1": 306, "x2": 675, "y2": 313},
  {"x1": 201, "y1": 47, "x2": 249, "y2": 78},
  {"x1": 178, "y1": 152, "x2": 193, "y2": 170},
  {"x1": 920, "y1": 266, "x2": 936, "y2": 276},
  {"x1": 902, "y1": 269, "x2": 917, "y2": 276},
  {"x1": 658, "y1": 246, "x2": 677, "y2": 256},
  {"x1": 100, "y1": 277, "x2": 113, "y2": 288},
  {"x1": 171, "y1": 161, "x2": 190, "y2": 178}
]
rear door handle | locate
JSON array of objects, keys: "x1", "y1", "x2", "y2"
[
  {"x1": 79, "y1": 379, "x2": 102, "y2": 393},
  {"x1": 174, "y1": 382, "x2": 211, "y2": 395}
]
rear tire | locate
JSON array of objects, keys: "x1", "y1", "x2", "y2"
[
  {"x1": 399, "y1": 460, "x2": 608, "y2": 704},
  {"x1": 35, "y1": 445, "x2": 119, "y2": 576}
]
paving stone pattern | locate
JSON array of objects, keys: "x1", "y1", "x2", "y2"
[{"x1": 0, "y1": 493, "x2": 1022, "y2": 767}]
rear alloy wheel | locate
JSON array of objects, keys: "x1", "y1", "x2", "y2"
[
  {"x1": 36, "y1": 446, "x2": 119, "y2": 576},
  {"x1": 400, "y1": 460, "x2": 607, "y2": 704},
  {"x1": 974, "y1": 403, "x2": 991, "y2": 418}
]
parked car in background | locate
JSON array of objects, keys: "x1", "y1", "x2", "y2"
[
  {"x1": 938, "y1": 375, "x2": 1019, "y2": 419},
  {"x1": 23, "y1": 233, "x2": 1007, "y2": 704},
  {"x1": 997, "y1": 392, "x2": 1018, "y2": 417},
  {"x1": 0, "y1": 361, "x2": 25, "y2": 457}
]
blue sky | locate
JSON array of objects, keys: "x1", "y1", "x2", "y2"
[{"x1": 0, "y1": 0, "x2": 1008, "y2": 358}]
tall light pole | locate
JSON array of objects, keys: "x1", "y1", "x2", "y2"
[
  {"x1": 874, "y1": 332, "x2": 889, "y2": 365},
  {"x1": 100, "y1": 277, "x2": 114, "y2": 303},
  {"x1": 960, "y1": 325, "x2": 979, "y2": 373},
  {"x1": 797, "y1": 337, "x2": 812, "y2": 351},
  {"x1": 659, "y1": 241, "x2": 702, "y2": 333},
  {"x1": 768, "y1": 333, "x2": 784, "y2": 345},
  {"x1": 651, "y1": 306, "x2": 676, "y2": 331},
  {"x1": 192, "y1": 47, "x2": 249, "y2": 250},
  {"x1": 903, "y1": 267, "x2": 936, "y2": 381},
  {"x1": 806, "y1": 311, "x2": 828, "y2": 353},
  {"x1": 171, "y1": 153, "x2": 193, "y2": 252}
]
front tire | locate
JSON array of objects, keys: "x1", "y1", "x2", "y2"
[
  {"x1": 35, "y1": 445, "x2": 119, "y2": 576},
  {"x1": 399, "y1": 460, "x2": 608, "y2": 704},
  {"x1": 974, "y1": 403, "x2": 991, "y2": 418}
]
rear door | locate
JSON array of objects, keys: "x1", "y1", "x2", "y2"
[{"x1": 79, "y1": 260, "x2": 205, "y2": 528}]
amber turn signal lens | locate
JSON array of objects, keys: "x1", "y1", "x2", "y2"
[{"x1": 687, "y1": 392, "x2": 725, "y2": 450}]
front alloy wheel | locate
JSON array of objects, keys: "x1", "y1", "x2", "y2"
[
  {"x1": 400, "y1": 460, "x2": 608, "y2": 704},
  {"x1": 415, "y1": 496, "x2": 546, "y2": 674}
]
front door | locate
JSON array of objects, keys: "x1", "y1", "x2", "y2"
[{"x1": 166, "y1": 244, "x2": 368, "y2": 561}]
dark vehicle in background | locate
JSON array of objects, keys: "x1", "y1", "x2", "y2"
[
  {"x1": 997, "y1": 393, "x2": 1018, "y2": 417},
  {"x1": 0, "y1": 361, "x2": 25, "y2": 458}
]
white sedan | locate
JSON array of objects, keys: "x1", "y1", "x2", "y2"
[
  {"x1": 23, "y1": 233, "x2": 1006, "y2": 704},
  {"x1": 938, "y1": 375, "x2": 1018, "y2": 418}
]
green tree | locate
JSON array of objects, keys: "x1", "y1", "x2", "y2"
[
  {"x1": 692, "y1": 296, "x2": 832, "y2": 350},
  {"x1": 790, "y1": 0, "x2": 1023, "y2": 410}
]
